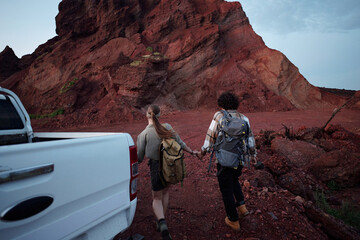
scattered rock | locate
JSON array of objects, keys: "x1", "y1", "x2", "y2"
[
  {"x1": 294, "y1": 196, "x2": 305, "y2": 205},
  {"x1": 267, "y1": 212, "x2": 278, "y2": 220},
  {"x1": 243, "y1": 179, "x2": 251, "y2": 189}
]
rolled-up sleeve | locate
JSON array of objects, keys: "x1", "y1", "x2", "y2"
[
  {"x1": 243, "y1": 116, "x2": 256, "y2": 155},
  {"x1": 201, "y1": 112, "x2": 222, "y2": 152}
]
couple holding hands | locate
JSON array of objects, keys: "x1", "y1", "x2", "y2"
[{"x1": 137, "y1": 92, "x2": 256, "y2": 240}]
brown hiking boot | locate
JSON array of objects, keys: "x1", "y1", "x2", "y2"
[
  {"x1": 237, "y1": 204, "x2": 249, "y2": 218},
  {"x1": 225, "y1": 217, "x2": 240, "y2": 231}
]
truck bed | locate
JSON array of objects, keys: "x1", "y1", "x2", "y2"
[{"x1": 0, "y1": 132, "x2": 137, "y2": 240}]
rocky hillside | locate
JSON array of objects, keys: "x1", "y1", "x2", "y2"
[{"x1": 0, "y1": 0, "x2": 349, "y2": 127}]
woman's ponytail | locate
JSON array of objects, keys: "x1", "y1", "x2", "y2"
[{"x1": 147, "y1": 105, "x2": 174, "y2": 139}]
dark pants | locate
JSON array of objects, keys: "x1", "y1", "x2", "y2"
[
  {"x1": 148, "y1": 159, "x2": 167, "y2": 191},
  {"x1": 217, "y1": 163, "x2": 245, "y2": 221}
]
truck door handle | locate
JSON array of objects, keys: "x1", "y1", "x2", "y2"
[
  {"x1": 1, "y1": 196, "x2": 54, "y2": 221},
  {"x1": 0, "y1": 163, "x2": 54, "y2": 184}
]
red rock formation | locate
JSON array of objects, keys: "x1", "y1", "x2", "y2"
[
  {"x1": 0, "y1": 46, "x2": 20, "y2": 82},
  {"x1": 1, "y1": 0, "x2": 349, "y2": 126}
]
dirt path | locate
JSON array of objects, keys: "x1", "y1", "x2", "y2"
[
  {"x1": 111, "y1": 109, "x2": 360, "y2": 240},
  {"x1": 33, "y1": 108, "x2": 360, "y2": 240},
  {"x1": 53, "y1": 108, "x2": 360, "y2": 141}
]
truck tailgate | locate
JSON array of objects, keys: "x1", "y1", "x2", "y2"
[{"x1": 0, "y1": 133, "x2": 135, "y2": 240}]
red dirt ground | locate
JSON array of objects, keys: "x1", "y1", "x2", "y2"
[
  {"x1": 47, "y1": 108, "x2": 360, "y2": 136},
  {"x1": 34, "y1": 108, "x2": 360, "y2": 240}
]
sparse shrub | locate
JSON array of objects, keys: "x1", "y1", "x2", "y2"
[
  {"x1": 35, "y1": 51, "x2": 48, "y2": 61},
  {"x1": 260, "y1": 130, "x2": 275, "y2": 146},
  {"x1": 130, "y1": 60, "x2": 143, "y2": 66},
  {"x1": 327, "y1": 180, "x2": 342, "y2": 191},
  {"x1": 60, "y1": 78, "x2": 78, "y2": 93},
  {"x1": 335, "y1": 201, "x2": 360, "y2": 230},
  {"x1": 282, "y1": 124, "x2": 295, "y2": 139},
  {"x1": 29, "y1": 108, "x2": 65, "y2": 119},
  {"x1": 314, "y1": 190, "x2": 331, "y2": 212},
  {"x1": 314, "y1": 190, "x2": 360, "y2": 230}
]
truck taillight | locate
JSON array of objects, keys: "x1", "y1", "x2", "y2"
[{"x1": 129, "y1": 145, "x2": 138, "y2": 201}]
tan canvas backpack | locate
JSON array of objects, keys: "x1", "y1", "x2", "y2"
[{"x1": 159, "y1": 138, "x2": 186, "y2": 185}]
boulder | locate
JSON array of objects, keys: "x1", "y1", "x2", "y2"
[
  {"x1": 271, "y1": 137, "x2": 325, "y2": 168},
  {"x1": 264, "y1": 153, "x2": 291, "y2": 176},
  {"x1": 278, "y1": 171, "x2": 316, "y2": 201},
  {"x1": 310, "y1": 150, "x2": 360, "y2": 187},
  {"x1": 246, "y1": 169, "x2": 276, "y2": 188}
]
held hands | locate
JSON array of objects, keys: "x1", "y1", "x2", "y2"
[
  {"x1": 188, "y1": 148, "x2": 206, "y2": 161},
  {"x1": 187, "y1": 147, "x2": 199, "y2": 158},
  {"x1": 191, "y1": 150, "x2": 200, "y2": 157},
  {"x1": 195, "y1": 150, "x2": 206, "y2": 161}
]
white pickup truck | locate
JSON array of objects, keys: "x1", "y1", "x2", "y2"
[{"x1": 0, "y1": 87, "x2": 138, "y2": 240}]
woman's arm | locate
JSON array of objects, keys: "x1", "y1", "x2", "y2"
[
  {"x1": 173, "y1": 130, "x2": 195, "y2": 155},
  {"x1": 136, "y1": 132, "x2": 146, "y2": 163},
  {"x1": 165, "y1": 123, "x2": 196, "y2": 155}
]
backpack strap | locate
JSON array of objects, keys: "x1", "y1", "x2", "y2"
[
  {"x1": 220, "y1": 109, "x2": 230, "y2": 122},
  {"x1": 209, "y1": 110, "x2": 229, "y2": 172},
  {"x1": 207, "y1": 149, "x2": 215, "y2": 173}
]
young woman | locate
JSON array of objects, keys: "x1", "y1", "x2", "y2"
[{"x1": 137, "y1": 104, "x2": 196, "y2": 240}]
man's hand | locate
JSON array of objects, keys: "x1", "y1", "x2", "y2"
[
  {"x1": 250, "y1": 155, "x2": 257, "y2": 165},
  {"x1": 195, "y1": 151, "x2": 204, "y2": 161}
]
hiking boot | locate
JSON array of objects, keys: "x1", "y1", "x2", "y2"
[
  {"x1": 161, "y1": 229, "x2": 172, "y2": 240},
  {"x1": 237, "y1": 204, "x2": 249, "y2": 218},
  {"x1": 155, "y1": 219, "x2": 160, "y2": 232},
  {"x1": 225, "y1": 217, "x2": 240, "y2": 231},
  {"x1": 159, "y1": 219, "x2": 172, "y2": 240}
]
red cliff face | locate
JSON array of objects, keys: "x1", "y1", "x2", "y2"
[
  {"x1": 0, "y1": 46, "x2": 20, "y2": 82},
  {"x1": 1, "y1": 0, "x2": 346, "y2": 125}
]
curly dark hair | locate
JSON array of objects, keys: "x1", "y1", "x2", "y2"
[{"x1": 217, "y1": 92, "x2": 239, "y2": 110}]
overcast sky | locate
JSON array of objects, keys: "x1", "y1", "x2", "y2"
[
  {"x1": 0, "y1": 0, "x2": 359, "y2": 90},
  {"x1": 234, "y1": 0, "x2": 360, "y2": 90},
  {"x1": 0, "y1": 0, "x2": 60, "y2": 58}
]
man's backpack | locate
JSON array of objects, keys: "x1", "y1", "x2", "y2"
[
  {"x1": 213, "y1": 110, "x2": 249, "y2": 168},
  {"x1": 159, "y1": 138, "x2": 186, "y2": 184}
]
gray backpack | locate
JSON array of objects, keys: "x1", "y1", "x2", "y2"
[{"x1": 213, "y1": 110, "x2": 249, "y2": 168}]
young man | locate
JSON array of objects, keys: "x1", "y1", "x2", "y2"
[{"x1": 198, "y1": 92, "x2": 256, "y2": 231}]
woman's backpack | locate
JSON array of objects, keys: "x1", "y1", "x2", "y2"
[{"x1": 159, "y1": 138, "x2": 186, "y2": 185}]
